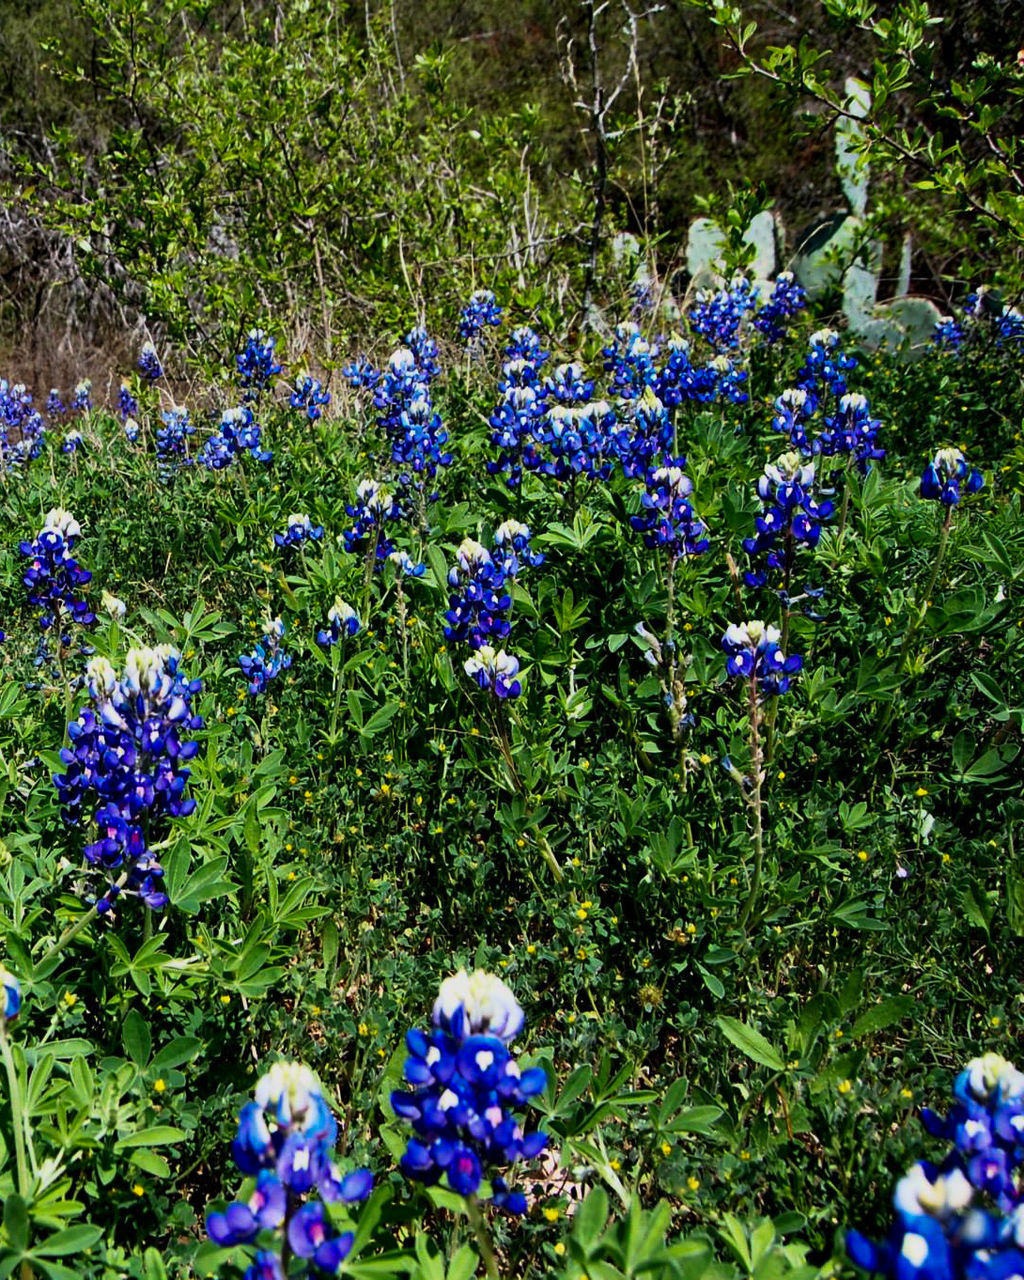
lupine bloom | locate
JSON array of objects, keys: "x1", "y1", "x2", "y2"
[
  {"x1": 388, "y1": 550, "x2": 426, "y2": 578},
  {"x1": 796, "y1": 329, "x2": 857, "y2": 410},
  {"x1": 722, "y1": 621, "x2": 802, "y2": 698},
  {"x1": 124, "y1": 417, "x2": 140, "y2": 444},
  {"x1": 343, "y1": 479, "x2": 404, "y2": 568},
  {"x1": 62, "y1": 429, "x2": 84, "y2": 454},
  {"x1": 459, "y1": 290, "x2": 503, "y2": 343},
  {"x1": 544, "y1": 361, "x2": 593, "y2": 406},
  {"x1": 688, "y1": 276, "x2": 759, "y2": 351},
  {"x1": 47, "y1": 388, "x2": 66, "y2": 419},
  {"x1": 316, "y1": 598, "x2": 359, "y2": 647},
  {"x1": 932, "y1": 316, "x2": 965, "y2": 352},
  {"x1": 630, "y1": 462, "x2": 710, "y2": 560},
  {"x1": 504, "y1": 326, "x2": 547, "y2": 366},
  {"x1": 239, "y1": 619, "x2": 292, "y2": 695},
  {"x1": 603, "y1": 322, "x2": 658, "y2": 399},
  {"x1": 138, "y1": 342, "x2": 163, "y2": 382},
  {"x1": 0, "y1": 380, "x2": 46, "y2": 468},
  {"x1": 771, "y1": 388, "x2": 814, "y2": 451},
  {"x1": 391, "y1": 970, "x2": 546, "y2": 1210},
  {"x1": 206, "y1": 1061, "x2": 372, "y2": 1273},
  {"x1": 464, "y1": 646, "x2": 523, "y2": 699},
  {"x1": 444, "y1": 539, "x2": 512, "y2": 650},
  {"x1": 20, "y1": 508, "x2": 95, "y2": 633},
  {"x1": 0, "y1": 966, "x2": 20, "y2": 1023},
  {"x1": 118, "y1": 382, "x2": 139, "y2": 421},
  {"x1": 290, "y1": 375, "x2": 331, "y2": 422},
  {"x1": 273, "y1": 513, "x2": 324, "y2": 549},
  {"x1": 487, "y1": 380, "x2": 547, "y2": 488},
  {"x1": 236, "y1": 330, "x2": 282, "y2": 402},
  {"x1": 341, "y1": 357, "x2": 382, "y2": 390},
  {"x1": 197, "y1": 406, "x2": 272, "y2": 470},
  {"x1": 921, "y1": 448, "x2": 984, "y2": 506},
  {"x1": 493, "y1": 520, "x2": 544, "y2": 576},
  {"x1": 848, "y1": 1055, "x2": 1024, "y2": 1280},
  {"x1": 817, "y1": 391, "x2": 884, "y2": 473},
  {"x1": 403, "y1": 326, "x2": 442, "y2": 382},
  {"x1": 997, "y1": 308, "x2": 1024, "y2": 347},
  {"x1": 743, "y1": 452, "x2": 833, "y2": 590},
  {"x1": 52, "y1": 646, "x2": 203, "y2": 913},
  {"x1": 156, "y1": 407, "x2": 194, "y2": 477},
  {"x1": 71, "y1": 379, "x2": 92, "y2": 412},
  {"x1": 752, "y1": 272, "x2": 807, "y2": 343}
]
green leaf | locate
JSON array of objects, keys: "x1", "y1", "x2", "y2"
[
  {"x1": 122, "y1": 1009, "x2": 152, "y2": 1067},
  {"x1": 33, "y1": 1226, "x2": 103, "y2": 1257},
  {"x1": 716, "y1": 1016, "x2": 785, "y2": 1071},
  {"x1": 850, "y1": 996, "x2": 914, "y2": 1039},
  {"x1": 3, "y1": 1195, "x2": 28, "y2": 1252},
  {"x1": 114, "y1": 1125, "x2": 186, "y2": 1150}
]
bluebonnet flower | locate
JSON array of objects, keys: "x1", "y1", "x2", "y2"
[
  {"x1": 0, "y1": 381, "x2": 46, "y2": 468},
  {"x1": 537, "y1": 402, "x2": 617, "y2": 482},
  {"x1": 118, "y1": 382, "x2": 139, "y2": 421},
  {"x1": 603, "y1": 322, "x2": 658, "y2": 399},
  {"x1": 996, "y1": 307, "x2": 1024, "y2": 347},
  {"x1": 62, "y1": 429, "x2": 84, "y2": 454},
  {"x1": 459, "y1": 290, "x2": 503, "y2": 343},
  {"x1": 52, "y1": 645, "x2": 203, "y2": 913},
  {"x1": 688, "y1": 276, "x2": 759, "y2": 351},
  {"x1": 487, "y1": 382, "x2": 546, "y2": 489},
  {"x1": 388, "y1": 550, "x2": 426, "y2": 578},
  {"x1": 544, "y1": 361, "x2": 594, "y2": 406},
  {"x1": 20, "y1": 508, "x2": 95, "y2": 633},
  {"x1": 817, "y1": 392, "x2": 884, "y2": 473},
  {"x1": 71, "y1": 379, "x2": 92, "y2": 413},
  {"x1": 493, "y1": 520, "x2": 544, "y2": 576},
  {"x1": 504, "y1": 326, "x2": 547, "y2": 366},
  {"x1": 123, "y1": 417, "x2": 140, "y2": 444},
  {"x1": 611, "y1": 390, "x2": 670, "y2": 479},
  {"x1": 932, "y1": 316, "x2": 965, "y2": 352},
  {"x1": 391, "y1": 970, "x2": 546, "y2": 1209},
  {"x1": 722, "y1": 621, "x2": 802, "y2": 698},
  {"x1": 198, "y1": 405, "x2": 272, "y2": 469},
  {"x1": 0, "y1": 965, "x2": 20, "y2": 1023},
  {"x1": 921, "y1": 448, "x2": 984, "y2": 507},
  {"x1": 156, "y1": 406, "x2": 195, "y2": 478},
  {"x1": 796, "y1": 328, "x2": 857, "y2": 410},
  {"x1": 630, "y1": 463, "x2": 710, "y2": 560},
  {"x1": 847, "y1": 1055, "x2": 1024, "y2": 1280},
  {"x1": 343, "y1": 479, "x2": 404, "y2": 568},
  {"x1": 138, "y1": 342, "x2": 163, "y2": 383},
  {"x1": 239, "y1": 619, "x2": 292, "y2": 695},
  {"x1": 393, "y1": 387, "x2": 451, "y2": 483},
  {"x1": 316, "y1": 598, "x2": 359, "y2": 647},
  {"x1": 274, "y1": 513, "x2": 324, "y2": 549},
  {"x1": 290, "y1": 375, "x2": 331, "y2": 422},
  {"x1": 464, "y1": 646, "x2": 523, "y2": 699},
  {"x1": 752, "y1": 272, "x2": 807, "y2": 343},
  {"x1": 403, "y1": 326, "x2": 441, "y2": 382},
  {"x1": 207, "y1": 1061, "x2": 372, "y2": 1275},
  {"x1": 444, "y1": 539, "x2": 513, "y2": 650},
  {"x1": 707, "y1": 354, "x2": 749, "y2": 405},
  {"x1": 743, "y1": 452, "x2": 833, "y2": 590},
  {"x1": 47, "y1": 388, "x2": 66, "y2": 419},
  {"x1": 341, "y1": 357, "x2": 382, "y2": 390},
  {"x1": 771, "y1": 387, "x2": 814, "y2": 451},
  {"x1": 236, "y1": 330, "x2": 282, "y2": 402},
  {"x1": 102, "y1": 590, "x2": 127, "y2": 619}
]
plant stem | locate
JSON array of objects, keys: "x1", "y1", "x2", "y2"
[
  {"x1": 738, "y1": 674, "x2": 765, "y2": 932},
  {"x1": 36, "y1": 870, "x2": 130, "y2": 968},
  {"x1": 0, "y1": 1021, "x2": 31, "y2": 1196},
  {"x1": 466, "y1": 1195, "x2": 500, "y2": 1280}
]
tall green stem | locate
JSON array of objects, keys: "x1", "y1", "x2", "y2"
[
  {"x1": 738, "y1": 674, "x2": 765, "y2": 933},
  {"x1": 466, "y1": 1195, "x2": 500, "y2": 1280},
  {"x1": 36, "y1": 870, "x2": 131, "y2": 968},
  {"x1": 0, "y1": 1021, "x2": 31, "y2": 1196}
]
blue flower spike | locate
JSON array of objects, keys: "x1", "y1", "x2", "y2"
[
  {"x1": 392, "y1": 969, "x2": 548, "y2": 1214},
  {"x1": 920, "y1": 447, "x2": 984, "y2": 507},
  {"x1": 722, "y1": 620, "x2": 802, "y2": 699},
  {"x1": 0, "y1": 966, "x2": 20, "y2": 1023},
  {"x1": 207, "y1": 1061, "x2": 372, "y2": 1276}
]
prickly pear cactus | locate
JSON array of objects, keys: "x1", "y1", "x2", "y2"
[{"x1": 836, "y1": 77, "x2": 871, "y2": 218}]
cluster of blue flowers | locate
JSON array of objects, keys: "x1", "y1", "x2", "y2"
[
  {"x1": 62, "y1": 429, "x2": 84, "y2": 454},
  {"x1": 52, "y1": 645, "x2": 202, "y2": 913},
  {"x1": 689, "y1": 276, "x2": 759, "y2": 351},
  {"x1": 47, "y1": 388, "x2": 66, "y2": 418},
  {"x1": 71, "y1": 379, "x2": 92, "y2": 413},
  {"x1": 459, "y1": 290, "x2": 503, "y2": 343},
  {"x1": 818, "y1": 391, "x2": 885, "y2": 473},
  {"x1": 274, "y1": 513, "x2": 324, "y2": 549},
  {"x1": 848, "y1": 1054, "x2": 1024, "y2": 1280},
  {"x1": 743, "y1": 452, "x2": 833, "y2": 592},
  {"x1": 316, "y1": 598, "x2": 359, "y2": 648},
  {"x1": 931, "y1": 292, "x2": 1024, "y2": 355},
  {"x1": 237, "y1": 330, "x2": 282, "y2": 402},
  {"x1": 445, "y1": 522, "x2": 542, "y2": 700},
  {"x1": 342, "y1": 479, "x2": 405, "y2": 570},
  {"x1": 630, "y1": 462, "x2": 710, "y2": 561},
  {"x1": 138, "y1": 342, "x2": 163, "y2": 382},
  {"x1": 722, "y1": 621, "x2": 802, "y2": 698},
  {"x1": 487, "y1": 337, "x2": 550, "y2": 487},
  {"x1": 0, "y1": 965, "x2": 20, "y2": 1023},
  {"x1": 207, "y1": 1062, "x2": 373, "y2": 1280},
  {"x1": 290, "y1": 375, "x2": 331, "y2": 422},
  {"x1": 392, "y1": 969, "x2": 547, "y2": 1211},
  {"x1": 198, "y1": 406, "x2": 273, "y2": 470},
  {"x1": 156, "y1": 407, "x2": 195, "y2": 478},
  {"x1": 0, "y1": 379, "x2": 46, "y2": 470},
  {"x1": 239, "y1": 619, "x2": 292, "y2": 695},
  {"x1": 752, "y1": 272, "x2": 808, "y2": 343},
  {"x1": 920, "y1": 448, "x2": 985, "y2": 507},
  {"x1": 118, "y1": 382, "x2": 139, "y2": 423},
  {"x1": 20, "y1": 509, "x2": 95, "y2": 634}
]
